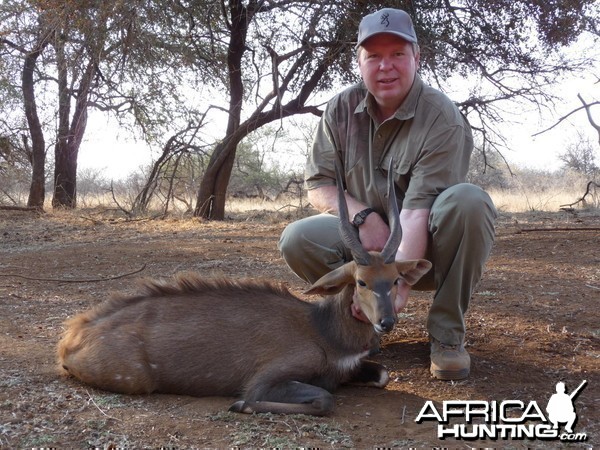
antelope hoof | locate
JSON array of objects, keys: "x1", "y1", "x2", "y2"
[
  {"x1": 372, "y1": 367, "x2": 390, "y2": 388},
  {"x1": 350, "y1": 361, "x2": 390, "y2": 388},
  {"x1": 362, "y1": 367, "x2": 389, "y2": 388},
  {"x1": 228, "y1": 400, "x2": 253, "y2": 414}
]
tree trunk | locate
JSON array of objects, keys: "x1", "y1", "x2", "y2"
[
  {"x1": 194, "y1": 139, "x2": 239, "y2": 219},
  {"x1": 193, "y1": 0, "x2": 247, "y2": 220},
  {"x1": 52, "y1": 34, "x2": 74, "y2": 208},
  {"x1": 52, "y1": 59, "x2": 94, "y2": 209},
  {"x1": 52, "y1": 140, "x2": 79, "y2": 208},
  {"x1": 194, "y1": 87, "x2": 328, "y2": 220},
  {"x1": 22, "y1": 43, "x2": 48, "y2": 210}
]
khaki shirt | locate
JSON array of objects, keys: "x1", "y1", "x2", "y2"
[{"x1": 306, "y1": 75, "x2": 473, "y2": 214}]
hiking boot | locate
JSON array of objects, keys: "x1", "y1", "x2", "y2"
[{"x1": 430, "y1": 337, "x2": 470, "y2": 380}]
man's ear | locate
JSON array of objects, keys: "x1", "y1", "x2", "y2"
[
  {"x1": 357, "y1": 47, "x2": 364, "y2": 67},
  {"x1": 395, "y1": 259, "x2": 432, "y2": 286},
  {"x1": 303, "y1": 262, "x2": 357, "y2": 296}
]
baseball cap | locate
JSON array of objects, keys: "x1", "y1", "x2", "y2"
[{"x1": 356, "y1": 8, "x2": 417, "y2": 48}]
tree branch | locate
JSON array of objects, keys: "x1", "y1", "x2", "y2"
[
  {"x1": 578, "y1": 94, "x2": 600, "y2": 145},
  {"x1": 532, "y1": 101, "x2": 600, "y2": 137}
]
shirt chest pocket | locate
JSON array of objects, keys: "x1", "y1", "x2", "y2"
[
  {"x1": 344, "y1": 126, "x2": 371, "y2": 171},
  {"x1": 381, "y1": 150, "x2": 413, "y2": 206}
]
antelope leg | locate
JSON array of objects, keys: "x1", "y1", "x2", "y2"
[{"x1": 229, "y1": 381, "x2": 334, "y2": 416}]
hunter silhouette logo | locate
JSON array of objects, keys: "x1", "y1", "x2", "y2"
[
  {"x1": 380, "y1": 12, "x2": 390, "y2": 27},
  {"x1": 546, "y1": 380, "x2": 587, "y2": 434},
  {"x1": 415, "y1": 379, "x2": 588, "y2": 442}
]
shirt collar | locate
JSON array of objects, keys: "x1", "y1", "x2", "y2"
[{"x1": 354, "y1": 74, "x2": 423, "y2": 121}]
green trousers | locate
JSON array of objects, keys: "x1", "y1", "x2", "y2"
[{"x1": 278, "y1": 183, "x2": 497, "y2": 345}]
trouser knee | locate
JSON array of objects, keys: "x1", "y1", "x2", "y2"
[
  {"x1": 278, "y1": 214, "x2": 348, "y2": 283},
  {"x1": 278, "y1": 220, "x2": 304, "y2": 264},
  {"x1": 431, "y1": 183, "x2": 497, "y2": 229}
]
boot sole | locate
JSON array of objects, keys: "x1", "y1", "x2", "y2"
[{"x1": 430, "y1": 367, "x2": 470, "y2": 380}]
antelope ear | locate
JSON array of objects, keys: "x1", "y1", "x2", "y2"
[
  {"x1": 395, "y1": 259, "x2": 432, "y2": 286},
  {"x1": 303, "y1": 262, "x2": 357, "y2": 296}
]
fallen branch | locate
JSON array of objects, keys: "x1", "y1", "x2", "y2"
[
  {"x1": 0, "y1": 264, "x2": 146, "y2": 283},
  {"x1": 108, "y1": 181, "x2": 133, "y2": 218},
  {"x1": 79, "y1": 213, "x2": 165, "y2": 224},
  {"x1": 519, "y1": 227, "x2": 600, "y2": 232},
  {"x1": 559, "y1": 181, "x2": 600, "y2": 209},
  {"x1": 0, "y1": 205, "x2": 43, "y2": 212}
]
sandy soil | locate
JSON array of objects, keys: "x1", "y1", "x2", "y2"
[{"x1": 0, "y1": 207, "x2": 598, "y2": 448}]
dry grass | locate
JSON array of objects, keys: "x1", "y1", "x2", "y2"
[
  {"x1": 488, "y1": 188, "x2": 583, "y2": 212},
  {"x1": 76, "y1": 193, "x2": 311, "y2": 223},
  {"x1": 52, "y1": 190, "x2": 598, "y2": 217},
  {"x1": 6, "y1": 182, "x2": 599, "y2": 217}
]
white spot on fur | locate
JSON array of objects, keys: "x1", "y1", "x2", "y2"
[
  {"x1": 374, "y1": 368, "x2": 389, "y2": 388},
  {"x1": 361, "y1": 367, "x2": 390, "y2": 388},
  {"x1": 114, "y1": 374, "x2": 122, "y2": 381},
  {"x1": 150, "y1": 363, "x2": 158, "y2": 370},
  {"x1": 373, "y1": 289, "x2": 392, "y2": 298},
  {"x1": 336, "y1": 350, "x2": 370, "y2": 372}
]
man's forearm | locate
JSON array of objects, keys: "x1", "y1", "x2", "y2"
[
  {"x1": 307, "y1": 185, "x2": 370, "y2": 219},
  {"x1": 395, "y1": 208, "x2": 430, "y2": 261},
  {"x1": 392, "y1": 208, "x2": 430, "y2": 311}
]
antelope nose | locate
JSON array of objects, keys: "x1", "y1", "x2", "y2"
[{"x1": 380, "y1": 317, "x2": 395, "y2": 333}]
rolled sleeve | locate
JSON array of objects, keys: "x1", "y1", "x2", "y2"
[
  {"x1": 305, "y1": 115, "x2": 337, "y2": 191},
  {"x1": 403, "y1": 122, "x2": 473, "y2": 210}
]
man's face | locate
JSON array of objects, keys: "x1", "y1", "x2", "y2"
[{"x1": 358, "y1": 34, "x2": 419, "y2": 118}]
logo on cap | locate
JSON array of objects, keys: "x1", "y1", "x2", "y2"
[{"x1": 380, "y1": 12, "x2": 390, "y2": 27}]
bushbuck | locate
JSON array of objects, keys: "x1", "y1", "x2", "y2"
[{"x1": 57, "y1": 163, "x2": 431, "y2": 416}]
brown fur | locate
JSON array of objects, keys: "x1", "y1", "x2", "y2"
[{"x1": 57, "y1": 273, "x2": 383, "y2": 414}]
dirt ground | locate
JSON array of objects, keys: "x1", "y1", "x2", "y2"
[{"x1": 0, "y1": 206, "x2": 598, "y2": 449}]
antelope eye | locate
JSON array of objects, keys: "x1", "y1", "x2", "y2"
[
  {"x1": 357, "y1": 280, "x2": 367, "y2": 287},
  {"x1": 394, "y1": 278, "x2": 400, "y2": 285}
]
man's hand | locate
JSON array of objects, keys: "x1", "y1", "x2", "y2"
[
  {"x1": 394, "y1": 280, "x2": 411, "y2": 313},
  {"x1": 357, "y1": 212, "x2": 390, "y2": 252},
  {"x1": 307, "y1": 185, "x2": 392, "y2": 252},
  {"x1": 351, "y1": 300, "x2": 370, "y2": 323}
]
